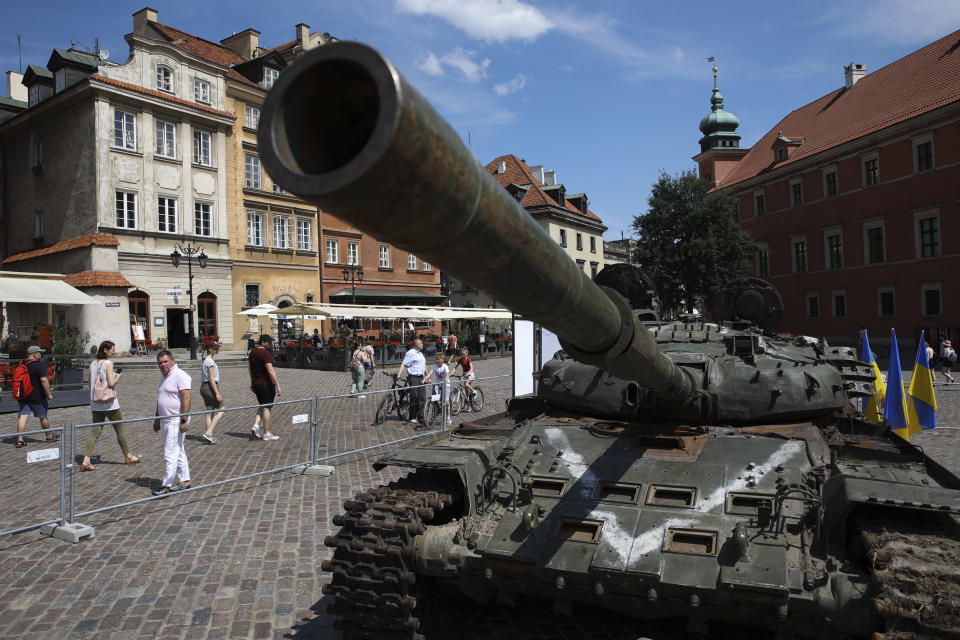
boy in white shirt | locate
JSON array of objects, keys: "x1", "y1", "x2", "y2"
[{"x1": 423, "y1": 353, "x2": 451, "y2": 426}]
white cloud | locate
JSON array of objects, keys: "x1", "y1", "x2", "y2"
[
  {"x1": 396, "y1": 0, "x2": 553, "y2": 42},
  {"x1": 415, "y1": 52, "x2": 445, "y2": 76},
  {"x1": 821, "y1": 0, "x2": 960, "y2": 43},
  {"x1": 417, "y1": 47, "x2": 491, "y2": 82},
  {"x1": 493, "y1": 74, "x2": 526, "y2": 95}
]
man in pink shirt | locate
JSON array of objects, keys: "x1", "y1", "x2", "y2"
[{"x1": 152, "y1": 350, "x2": 192, "y2": 496}]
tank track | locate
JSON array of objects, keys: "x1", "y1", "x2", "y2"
[
  {"x1": 860, "y1": 511, "x2": 960, "y2": 639},
  {"x1": 322, "y1": 477, "x2": 454, "y2": 640}
]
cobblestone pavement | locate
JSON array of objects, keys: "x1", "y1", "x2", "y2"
[{"x1": 0, "y1": 359, "x2": 958, "y2": 639}]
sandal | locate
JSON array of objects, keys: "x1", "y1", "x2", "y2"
[
  {"x1": 45, "y1": 433, "x2": 60, "y2": 443},
  {"x1": 124, "y1": 455, "x2": 144, "y2": 465},
  {"x1": 15, "y1": 440, "x2": 26, "y2": 448},
  {"x1": 79, "y1": 463, "x2": 97, "y2": 472}
]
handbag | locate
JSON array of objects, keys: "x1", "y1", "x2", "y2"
[{"x1": 93, "y1": 361, "x2": 117, "y2": 403}]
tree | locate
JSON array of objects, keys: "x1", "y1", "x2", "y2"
[{"x1": 632, "y1": 170, "x2": 755, "y2": 315}]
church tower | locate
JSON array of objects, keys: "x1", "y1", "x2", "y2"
[{"x1": 693, "y1": 65, "x2": 748, "y2": 187}]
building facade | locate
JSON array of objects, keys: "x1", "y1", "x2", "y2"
[{"x1": 697, "y1": 33, "x2": 960, "y2": 353}]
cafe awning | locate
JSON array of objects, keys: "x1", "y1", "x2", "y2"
[
  {"x1": 314, "y1": 303, "x2": 513, "y2": 320},
  {"x1": 0, "y1": 271, "x2": 99, "y2": 305}
]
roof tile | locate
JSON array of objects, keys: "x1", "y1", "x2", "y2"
[
  {"x1": 61, "y1": 271, "x2": 133, "y2": 288},
  {"x1": 484, "y1": 155, "x2": 603, "y2": 223},
  {"x1": 91, "y1": 74, "x2": 235, "y2": 118},
  {"x1": 2, "y1": 233, "x2": 119, "y2": 264}
]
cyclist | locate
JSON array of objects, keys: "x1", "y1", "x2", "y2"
[
  {"x1": 422, "y1": 352, "x2": 451, "y2": 426},
  {"x1": 452, "y1": 347, "x2": 476, "y2": 412}
]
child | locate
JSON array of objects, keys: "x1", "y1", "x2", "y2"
[
  {"x1": 423, "y1": 353, "x2": 451, "y2": 426},
  {"x1": 453, "y1": 347, "x2": 475, "y2": 412}
]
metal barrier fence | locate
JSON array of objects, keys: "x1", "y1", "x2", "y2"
[{"x1": 0, "y1": 373, "x2": 512, "y2": 540}]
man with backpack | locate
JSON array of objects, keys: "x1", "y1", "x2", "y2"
[{"x1": 14, "y1": 345, "x2": 54, "y2": 448}]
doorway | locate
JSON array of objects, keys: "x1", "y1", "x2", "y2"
[{"x1": 166, "y1": 308, "x2": 188, "y2": 348}]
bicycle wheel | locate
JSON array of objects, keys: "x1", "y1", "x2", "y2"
[
  {"x1": 450, "y1": 386, "x2": 464, "y2": 415},
  {"x1": 374, "y1": 393, "x2": 394, "y2": 425},
  {"x1": 469, "y1": 388, "x2": 485, "y2": 412},
  {"x1": 424, "y1": 401, "x2": 440, "y2": 427},
  {"x1": 396, "y1": 392, "x2": 410, "y2": 421}
]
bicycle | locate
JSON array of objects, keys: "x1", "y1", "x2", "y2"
[
  {"x1": 373, "y1": 371, "x2": 410, "y2": 425},
  {"x1": 450, "y1": 374, "x2": 484, "y2": 415},
  {"x1": 423, "y1": 383, "x2": 451, "y2": 428}
]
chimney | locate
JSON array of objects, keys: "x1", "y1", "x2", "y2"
[
  {"x1": 296, "y1": 23, "x2": 310, "y2": 49},
  {"x1": 497, "y1": 160, "x2": 506, "y2": 174},
  {"x1": 6, "y1": 71, "x2": 27, "y2": 102},
  {"x1": 844, "y1": 62, "x2": 866, "y2": 89},
  {"x1": 543, "y1": 170, "x2": 557, "y2": 186},
  {"x1": 529, "y1": 164, "x2": 545, "y2": 184},
  {"x1": 133, "y1": 7, "x2": 158, "y2": 35},
  {"x1": 221, "y1": 29, "x2": 261, "y2": 60}
]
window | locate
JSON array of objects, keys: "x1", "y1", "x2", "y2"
[
  {"x1": 806, "y1": 292, "x2": 820, "y2": 319},
  {"x1": 863, "y1": 220, "x2": 885, "y2": 265},
  {"x1": 757, "y1": 246, "x2": 769, "y2": 278},
  {"x1": 55, "y1": 69, "x2": 66, "y2": 92},
  {"x1": 115, "y1": 190, "x2": 137, "y2": 229},
  {"x1": 916, "y1": 213, "x2": 940, "y2": 258},
  {"x1": 272, "y1": 183, "x2": 286, "y2": 194},
  {"x1": 825, "y1": 231, "x2": 843, "y2": 269},
  {"x1": 157, "y1": 196, "x2": 177, "y2": 233},
  {"x1": 776, "y1": 148, "x2": 787, "y2": 162},
  {"x1": 28, "y1": 84, "x2": 39, "y2": 107},
  {"x1": 422, "y1": 260, "x2": 431, "y2": 271},
  {"x1": 245, "y1": 154, "x2": 261, "y2": 189},
  {"x1": 347, "y1": 242, "x2": 359, "y2": 265},
  {"x1": 296, "y1": 219, "x2": 311, "y2": 251},
  {"x1": 273, "y1": 215, "x2": 290, "y2": 249},
  {"x1": 408, "y1": 253, "x2": 417, "y2": 269},
  {"x1": 915, "y1": 139, "x2": 934, "y2": 173},
  {"x1": 878, "y1": 287, "x2": 895, "y2": 318},
  {"x1": 576, "y1": 233, "x2": 583, "y2": 251},
  {"x1": 31, "y1": 140, "x2": 43, "y2": 169},
  {"x1": 326, "y1": 239, "x2": 339, "y2": 263},
  {"x1": 754, "y1": 192, "x2": 765, "y2": 217},
  {"x1": 824, "y1": 169, "x2": 838, "y2": 197},
  {"x1": 379, "y1": 245, "x2": 390, "y2": 268},
  {"x1": 244, "y1": 284, "x2": 261, "y2": 307},
  {"x1": 922, "y1": 283, "x2": 941, "y2": 316},
  {"x1": 156, "y1": 120, "x2": 176, "y2": 158},
  {"x1": 590, "y1": 262, "x2": 598, "y2": 278},
  {"x1": 791, "y1": 237, "x2": 807, "y2": 273},
  {"x1": 33, "y1": 211, "x2": 44, "y2": 238},
  {"x1": 832, "y1": 290, "x2": 847, "y2": 318},
  {"x1": 790, "y1": 179, "x2": 803, "y2": 207},
  {"x1": 194, "y1": 201, "x2": 213, "y2": 236},
  {"x1": 114, "y1": 110, "x2": 136, "y2": 150},
  {"x1": 262, "y1": 67, "x2": 279, "y2": 89},
  {"x1": 559, "y1": 229, "x2": 567, "y2": 247},
  {"x1": 156, "y1": 65, "x2": 173, "y2": 93},
  {"x1": 590, "y1": 236, "x2": 596, "y2": 253},
  {"x1": 193, "y1": 129, "x2": 211, "y2": 166},
  {"x1": 247, "y1": 210, "x2": 264, "y2": 246},
  {"x1": 245, "y1": 104, "x2": 260, "y2": 129},
  {"x1": 193, "y1": 78, "x2": 210, "y2": 104},
  {"x1": 576, "y1": 259, "x2": 586, "y2": 272},
  {"x1": 863, "y1": 156, "x2": 879, "y2": 186}
]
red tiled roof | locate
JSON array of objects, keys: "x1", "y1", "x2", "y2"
[
  {"x1": 92, "y1": 74, "x2": 235, "y2": 118},
  {"x1": 62, "y1": 271, "x2": 133, "y2": 288},
  {"x1": 484, "y1": 155, "x2": 603, "y2": 223},
  {"x1": 2, "y1": 233, "x2": 119, "y2": 264},
  {"x1": 150, "y1": 22, "x2": 254, "y2": 84},
  {"x1": 261, "y1": 39, "x2": 296, "y2": 56},
  {"x1": 722, "y1": 28, "x2": 960, "y2": 189}
]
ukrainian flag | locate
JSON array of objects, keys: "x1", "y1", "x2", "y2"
[
  {"x1": 905, "y1": 331, "x2": 937, "y2": 439},
  {"x1": 885, "y1": 329, "x2": 910, "y2": 440},
  {"x1": 858, "y1": 329, "x2": 886, "y2": 423}
]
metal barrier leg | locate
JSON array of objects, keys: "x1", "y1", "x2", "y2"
[
  {"x1": 42, "y1": 422, "x2": 95, "y2": 542},
  {"x1": 294, "y1": 394, "x2": 334, "y2": 477}
]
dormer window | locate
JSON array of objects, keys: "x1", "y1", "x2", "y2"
[
  {"x1": 54, "y1": 69, "x2": 66, "y2": 93},
  {"x1": 156, "y1": 65, "x2": 173, "y2": 93},
  {"x1": 776, "y1": 148, "x2": 787, "y2": 161},
  {"x1": 28, "y1": 84, "x2": 39, "y2": 107},
  {"x1": 262, "y1": 67, "x2": 279, "y2": 90}
]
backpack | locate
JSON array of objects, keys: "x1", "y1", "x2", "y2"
[
  {"x1": 11, "y1": 361, "x2": 34, "y2": 401},
  {"x1": 947, "y1": 348, "x2": 958, "y2": 364}
]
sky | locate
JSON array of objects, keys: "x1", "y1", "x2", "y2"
[{"x1": 4, "y1": 0, "x2": 960, "y2": 238}]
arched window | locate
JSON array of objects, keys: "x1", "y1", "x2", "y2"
[
  {"x1": 198, "y1": 292, "x2": 217, "y2": 340},
  {"x1": 128, "y1": 290, "x2": 150, "y2": 341}
]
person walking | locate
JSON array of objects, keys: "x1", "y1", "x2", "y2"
[
  {"x1": 199, "y1": 340, "x2": 224, "y2": 444},
  {"x1": 80, "y1": 341, "x2": 143, "y2": 470},
  {"x1": 363, "y1": 338, "x2": 376, "y2": 389},
  {"x1": 152, "y1": 350, "x2": 191, "y2": 496},
  {"x1": 398, "y1": 339, "x2": 426, "y2": 425},
  {"x1": 248, "y1": 334, "x2": 282, "y2": 441},
  {"x1": 14, "y1": 345, "x2": 55, "y2": 447},
  {"x1": 349, "y1": 340, "x2": 368, "y2": 398},
  {"x1": 445, "y1": 331, "x2": 458, "y2": 360},
  {"x1": 423, "y1": 352, "x2": 451, "y2": 426},
  {"x1": 942, "y1": 340, "x2": 957, "y2": 383}
]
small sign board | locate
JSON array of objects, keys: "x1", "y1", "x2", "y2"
[
  {"x1": 27, "y1": 448, "x2": 59, "y2": 463},
  {"x1": 166, "y1": 288, "x2": 183, "y2": 299},
  {"x1": 249, "y1": 317, "x2": 259, "y2": 332},
  {"x1": 105, "y1": 302, "x2": 121, "y2": 308},
  {"x1": 132, "y1": 324, "x2": 146, "y2": 341},
  {"x1": 292, "y1": 414, "x2": 309, "y2": 424},
  {"x1": 479, "y1": 335, "x2": 486, "y2": 343}
]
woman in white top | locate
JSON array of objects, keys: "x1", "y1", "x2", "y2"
[
  {"x1": 81, "y1": 340, "x2": 142, "y2": 471},
  {"x1": 199, "y1": 340, "x2": 225, "y2": 443}
]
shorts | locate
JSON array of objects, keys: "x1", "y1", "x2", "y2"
[
  {"x1": 251, "y1": 384, "x2": 276, "y2": 408},
  {"x1": 463, "y1": 370, "x2": 475, "y2": 381},
  {"x1": 200, "y1": 382, "x2": 223, "y2": 409},
  {"x1": 445, "y1": 348, "x2": 459, "y2": 358},
  {"x1": 18, "y1": 400, "x2": 48, "y2": 418}
]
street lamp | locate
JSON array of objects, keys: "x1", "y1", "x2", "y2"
[
  {"x1": 342, "y1": 264, "x2": 363, "y2": 337},
  {"x1": 170, "y1": 243, "x2": 207, "y2": 360}
]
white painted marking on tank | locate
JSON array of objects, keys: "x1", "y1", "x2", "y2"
[{"x1": 543, "y1": 426, "x2": 598, "y2": 498}]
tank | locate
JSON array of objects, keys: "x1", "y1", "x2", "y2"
[{"x1": 258, "y1": 42, "x2": 960, "y2": 639}]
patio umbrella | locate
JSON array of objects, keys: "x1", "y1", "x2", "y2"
[
  {"x1": 269, "y1": 304, "x2": 331, "y2": 365},
  {"x1": 235, "y1": 303, "x2": 279, "y2": 317}
]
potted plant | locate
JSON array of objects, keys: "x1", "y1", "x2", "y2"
[{"x1": 50, "y1": 325, "x2": 90, "y2": 389}]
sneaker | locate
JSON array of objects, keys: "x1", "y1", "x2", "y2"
[
  {"x1": 445, "y1": 417, "x2": 452, "y2": 426},
  {"x1": 410, "y1": 418, "x2": 419, "y2": 424},
  {"x1": 251, "y1": 425, "x2": 262, "y2": 440},
  {"x1": 202, "y1": 433, "x2": 219, "y2": 445},
  {"x1": 262, "y1": 433, "x2": 279, "y2": 441},
  {"x1": 152, "y1": 486, "x2": 174, "y2": 496},
  {"x1": 464, "y1": 408, "x2": 472, "y2": 413},
  {"x1": 356, "y1": 395, "x2": 367, "y2": 399}
]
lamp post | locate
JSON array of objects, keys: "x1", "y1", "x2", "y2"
[
  {"x1": 170, "y1": 243, "x2": 207, "y2": 360},
  {"x1": 342, "y1": 264, "x2": 363, "y2": 338}
]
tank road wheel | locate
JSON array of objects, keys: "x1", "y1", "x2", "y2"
[
  {"x1": 468, "y1": 388, "x2": 484, "y2": 412},
  {"x1": 322, "y1": 478, "x2": 455, "y2": 640},
  {"x1": 374, "y1": 394, "x2": 395, "y2": 425}
]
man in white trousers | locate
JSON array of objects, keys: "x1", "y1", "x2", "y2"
[{"x1": 152, "y1": 350, "x2": 192, "y2": 496}]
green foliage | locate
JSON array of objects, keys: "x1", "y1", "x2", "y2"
[
  {"x1": 632, "y1": 170, "x2": 755, "y2": 314},
  {"x1": 50, "y1": 325, "x2": 90, "y2": 356}
]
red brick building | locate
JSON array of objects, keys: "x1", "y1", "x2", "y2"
[{"x1": 696, "y1": 31, "x2": 960, "y2": 355}]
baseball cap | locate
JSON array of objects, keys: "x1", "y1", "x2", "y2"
[
  {"x1": 27, "y1": 345, "x2": 45, "y2": 354},
  {"x1": 258, "y1": 334, "x2": 274, "y2": 344}
]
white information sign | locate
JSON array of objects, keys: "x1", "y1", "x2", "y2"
[
  {"x1": 249, "y1": 317, "x2": 259, "y2": 332},
  {"x1": 27, "y1": 448, "x2": 59, "y2": 463},
  {"x1": 292, "y1": 414, "x2": 309, "y2": 424},
  {"x1": 166, "y1": 288, "x2": 183, "y2": 299}
]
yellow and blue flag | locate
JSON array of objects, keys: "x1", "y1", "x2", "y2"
[
  {"x1": 885, "y1": 329, "x2": 910, "y2": 439},
  {"x1": 905, "y1": 330, "x2": 937, "y2": 439},
  {"x1": 858, "y1": 329, "x2": 886, "y2": 422}
]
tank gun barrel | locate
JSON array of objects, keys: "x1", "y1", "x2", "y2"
[{"x1": 258, "y1": 42, "x2": 695, "y2": 404}]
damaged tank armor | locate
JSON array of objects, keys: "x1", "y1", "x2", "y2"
[{"x1": 259, "y1": 41, "x2": 960, "y2": 639}]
